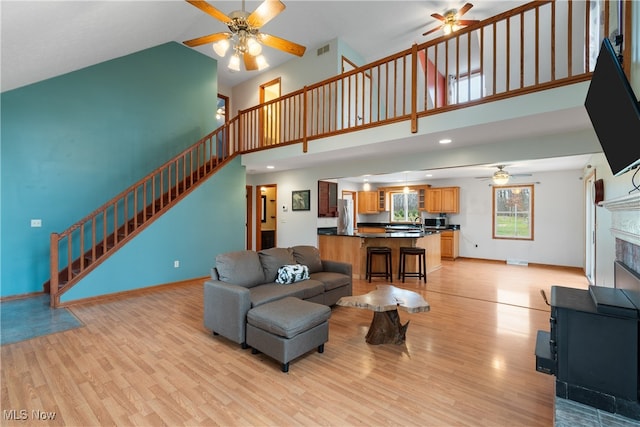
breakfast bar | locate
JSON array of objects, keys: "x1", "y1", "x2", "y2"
[{"x1": 318, "y1": 230, "x2": 441, "y2": 280}]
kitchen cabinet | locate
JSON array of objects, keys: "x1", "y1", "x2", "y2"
[
  {"x1": 358, "y1": 191, "x2": 379, "y2": 214},
  {"x1": 440, "y1": 230, "x2": 459, "y2": 260},
  {"x1": 318, "y1": 181, "x2": 338, "y2": 217},
  {"x1": 357, "y1": 226, "x2": 386, "y2": 233},
  {"x1": 378, "y1": 189, "x2": 387, "y2": 211},
  {"x1": 417, "y1": 186, "x2": 427, "y2": 210},
  {"x1": 426, "y1": 187, "x2": 459, "y2": 213}
]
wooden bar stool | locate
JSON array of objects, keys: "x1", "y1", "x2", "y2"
[
  {"x1": 366, "y1": 246, "x2": 393, "y2": 283},
  {"x1": 398, "y1": 247, "x2": 427, "y2": 283}
]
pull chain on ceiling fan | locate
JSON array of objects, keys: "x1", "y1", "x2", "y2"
[
  {"x1": 183, "y1": 0, "x2": 306, "y2": 72},
  {"x1": 423, "y1": 2, "x2": 479, "y2": 36}
]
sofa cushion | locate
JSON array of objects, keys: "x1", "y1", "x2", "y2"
[
  {"x1": 309, "y1": 271, "x2": 351, "y2": 291},
  {"x1": 258, "y1": 247, "x2": 296, "y2": 282},
  {"x1": 276, "y1": 264, "x2": 309, "y2": 284},
  {"x1": 250, "y1": 280, "x2": 325, "y2": 307},
  {"x1": 216, "y1": 250, "x2": 265, "y2": 288},
  {"x1": 292, "y1": 245, "x2": 323, "y2": 274}
]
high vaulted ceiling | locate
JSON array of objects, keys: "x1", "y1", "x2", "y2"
[
  {"x1": 1, "y1": 1, "x2": 530, "y2": 92},
  {"x1": 1, "y1": 1, "x2": 597, "y2": 180}
]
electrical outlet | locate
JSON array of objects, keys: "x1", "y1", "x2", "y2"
[
  {"x1": 174, "y1": 260, "x2": 180, "y2": 268},
  {"x1": 31, "y1": 219, "x2": 42, "y2": 228}
]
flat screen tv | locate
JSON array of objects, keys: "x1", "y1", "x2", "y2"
[{"x1": 584, "y1": 38, "x2": 640, "y2": 176}]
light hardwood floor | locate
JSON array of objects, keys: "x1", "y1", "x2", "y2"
[{"x1": 1, "y1": 258, "x2": 589, "y2": 426}]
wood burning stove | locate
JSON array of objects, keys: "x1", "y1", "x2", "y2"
[{"x1": 535, "y1": 261, "x2": 640, "y2": 420}]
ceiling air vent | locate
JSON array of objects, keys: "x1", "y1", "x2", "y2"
[{"x1": 317, "y1": 44, "x2": 330, "y2": 56}]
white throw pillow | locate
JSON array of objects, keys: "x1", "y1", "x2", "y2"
[{"x1": 276, "y1": 264, "x2": 309, "y2": 284}]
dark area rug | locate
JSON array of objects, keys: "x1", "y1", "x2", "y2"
[{"x1": 1, "y1": 295, "x2": 83, "y2": 345}]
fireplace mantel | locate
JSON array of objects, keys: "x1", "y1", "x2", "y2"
[{"x1": 599, "y1": 192, "x2": 640, "y2": 246}]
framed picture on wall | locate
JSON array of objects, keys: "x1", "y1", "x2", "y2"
[{"x1": 292, "y1": 190, "x2": 310, "y2": 211}]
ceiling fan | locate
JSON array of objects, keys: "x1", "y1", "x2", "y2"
[
  {"x1": 422, "y1": 2, "x2": 480, "y2": 36},
  {"x1": 183, "y1": 0, "x2": 306, "y2": 71},
  {"x1": 475, "y1": 165, "x2": 532, "y2": 186}
]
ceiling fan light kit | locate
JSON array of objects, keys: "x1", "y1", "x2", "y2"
[
  {"x1": 423, "y1": 2, "x2": 479, "y2": 37},
  {"x1": 184, "y1": 0, "x2": 305, "y2": 72},
  {"x1": 492, "y1": 169, "x2": 510, "y2": 186}
]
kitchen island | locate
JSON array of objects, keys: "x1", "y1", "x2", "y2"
[{"x1": 318, "y1": 230, "x2": 441, "y2": 280}]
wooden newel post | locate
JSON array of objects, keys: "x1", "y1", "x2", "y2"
[{"x1": 49, "y1": 233, "x2": 59, "y2": 307}]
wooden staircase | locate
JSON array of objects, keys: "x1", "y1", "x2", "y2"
[{"x1": 48, "y1": 126, "x2": 234, "y2": 307}]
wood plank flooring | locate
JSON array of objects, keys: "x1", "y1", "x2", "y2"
[{"x1": 1, "y1": 258, "x2": 589, "y2": 426}]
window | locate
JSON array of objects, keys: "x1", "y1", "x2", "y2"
[
  {"x1": 390, "y1": 190, "x2": 419, "y2": 223},
  {"x1": 493, "y1": 185, "x2": 534, "y2": 240}
]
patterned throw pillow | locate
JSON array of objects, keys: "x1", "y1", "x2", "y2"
[{"x1": 276, "y1": 264, "x2": 309, "y2": 284}]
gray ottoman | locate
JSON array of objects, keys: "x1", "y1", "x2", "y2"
[{"x1": 246, "y1": 297, "x2": 331, "y2": 372}]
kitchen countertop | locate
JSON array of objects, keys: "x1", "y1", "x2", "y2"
[{"x1": 318, "y1": 230, "x2": 440, "y2": 238}]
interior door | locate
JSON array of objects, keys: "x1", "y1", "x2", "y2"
[{"x1": 259, "y1": 78, "x2": 281, "y2": 147}]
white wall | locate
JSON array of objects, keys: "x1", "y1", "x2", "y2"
[
  {"x1": 231, "y1": 38, "x2": 341, "y2": 116},
  {"x1": 588, "y1": 152, "x2": 638, "y2": 287}
]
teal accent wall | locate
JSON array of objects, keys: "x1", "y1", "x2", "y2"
[
  {"x1": 0, "y1": 42, "x2": 241, "y2": 297},
  {"x1": 61, "y1": 157, "x2": 246, "y2": 303}
]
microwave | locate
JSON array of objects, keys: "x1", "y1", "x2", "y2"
[{"x1": 425, "y1": 217, "x2": 448, "y2": 228}]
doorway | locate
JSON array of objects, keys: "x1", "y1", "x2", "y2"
[
  {"x1": 256, "y1": 184, "x2": 277, "y2": 250},
  {"x1": 259, "y1": 78, "x2": 281, "y2": 146},
  {"x1": 584, "y1": 171, "x2": 597, "y2": 285},
  {"x1": 246, "y1": 185, "x2": 252, "y2": 250},
  {"x1": 342, "y1": 56, "x2": 371, "y2": 128}
]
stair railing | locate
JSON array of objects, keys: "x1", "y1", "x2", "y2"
[{"x1": 49, "y1": 120, "x2": 235, "y2": 306}]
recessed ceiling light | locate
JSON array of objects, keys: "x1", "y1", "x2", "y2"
[
  {"x1": 266, "y1": 165, "x2": 275, "y2": 169},
  {"x1": 425, "y1": 173, "x2": 433, "y2": 177},
  {"x1": 439, "y1": 138, "x2": 452, "y2": 144}
]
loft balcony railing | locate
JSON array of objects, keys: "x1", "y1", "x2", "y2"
[
  {"x1": 235, "y1": 0, "x2": 619, "y2": 153},
  {"x1": 49, "y1": 0, "x2": 627, "y2": 306}
]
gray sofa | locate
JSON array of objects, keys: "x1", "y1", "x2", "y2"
[{"x1": 204, "y1": 245, "x2": 352, "y2": 347}]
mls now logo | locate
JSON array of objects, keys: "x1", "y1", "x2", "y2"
[
  {"x1": 3, "y1": 410, "x2": 28, "y2": 420},
  {"x1": 3, "y1": 409, "x2": 56, "y2": 421}
]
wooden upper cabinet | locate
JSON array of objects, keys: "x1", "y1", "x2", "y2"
[
  {"x1": 357, "y1": 191, "x2": 378, "y2": 214},
  {"x1": 426, "y1": 188, "x2": 442, "y2": 213},
  {"x1": 318, "y1": 181, "x2": 338, "y2": 217},
  {"x1": 426, "y1": 187, "x2": 459, "y2": 213},
  {"x1": 378, "y1": 189, "x2": 387, "y2": 211},
  {"x1": 441, "y1": 187, "x2": 459, "y2": 213},
  {"x1": 417, "y1": 186, "x2": 427, "y2": 210}
]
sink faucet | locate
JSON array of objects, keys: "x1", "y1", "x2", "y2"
[{"x1": 413, "y1": 216, "x2": 421, "y2": 225}]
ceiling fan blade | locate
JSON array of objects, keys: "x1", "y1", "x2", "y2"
[
  {"x1": 260, "y1": 33, "x2": 306, "y2": 57},
  {"x1": 183, "y1": 32, "x2": 229, "y2": 47},
  {"x1": 430, "y1": 13, "x2": 446, "y2": 22},
  {"x1": 185, "y1": 1, "x2": 231, "y2": 23},
  {"x1": 458, "y1": 3, "x2": 474, "y2": 17},
  {"x1": 247, "y1": 0, "x2": 285, "y2": 28},
  {"x1": 457, "y1": 19, "x2": 480, "y2": 26},
  {"x1": 422, "y1": 25, "x2": 443, "y2": 36},
  {"x1": 244, "y1": 54, "x2": 258, "y2": 71},
  {"x1": 511, "y1": 173, "x2": 533, "y2": 178}
]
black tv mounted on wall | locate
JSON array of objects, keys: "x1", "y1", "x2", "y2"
[{"x1": 584, "y1": 38, "x2": 640, "y2": 177}]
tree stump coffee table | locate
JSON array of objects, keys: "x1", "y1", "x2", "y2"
[{"x1": 337, "y1": 285, "x2": 430, "y2": 345}]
